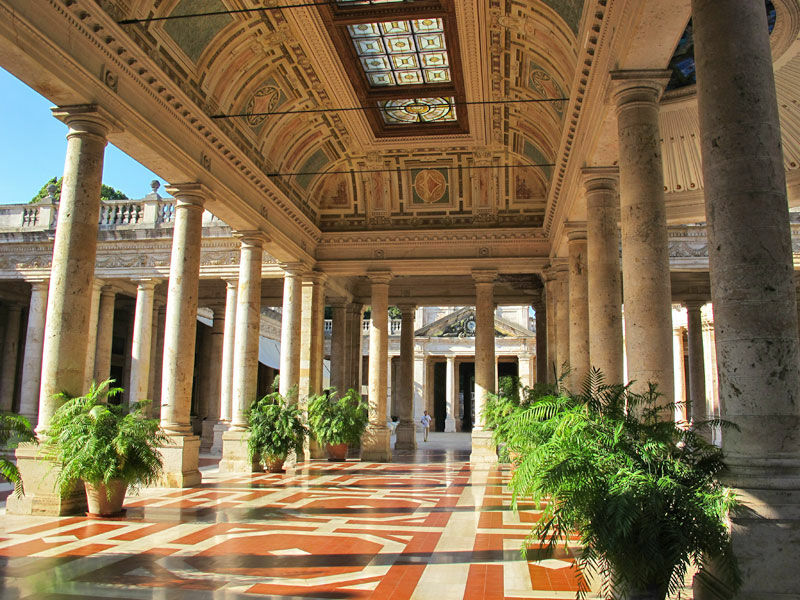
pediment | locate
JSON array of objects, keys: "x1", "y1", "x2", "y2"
[{"x1": 414, "y1": 307, "x2": 533, "y2": 338}]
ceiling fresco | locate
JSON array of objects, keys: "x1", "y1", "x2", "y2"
[{"x1": 115, "y1": 0, "x2": 584, "y2": 232}]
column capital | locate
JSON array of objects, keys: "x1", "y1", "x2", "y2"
[
  {"x1": 165, "y1": 183, "x2": 208, "y2": 208},
  {"x1": 472, "y1": 269, "x2": 497, "y2": 284},
  {"x1": 303, "y1": 271, "x2": 328, "y2": 286},
  {"x1": 100, "y1": 284, "x2": 117, "y2": 296},
  {"x1": 24, "y1": 277, "x2": 50, "y2": 287},
  {"x1": 582, "y1": 166, "x2": 619, "y2": 192},
  {"x1": 281, "y1": 262, "x2": 308, "y2": 277},
  {"x1": 51, "y1": 104, "x2": 122, "y2": 138},
  {"x1": 683, "y1": 299, "x2": 708, "y2": 311},
  {"x1": 367, "y1": 270, "x2": 393, "y2": 285},
  {"x1": 396, "y1": 303, "x2": 417, "y2": 314},
  {"x1": 131, "y1": 278, "x2": 160, "y2": 290},
  {"x1": 565, "y1": 224, "x2": 588, "y2": 243},
  {"x1": 610, "y1": 70, "x2": 672, "y2": 109},
  {"x1": 233, "y1": 230, "x2": 269, "y2": 248}
]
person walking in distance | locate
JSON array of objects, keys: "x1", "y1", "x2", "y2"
[{"x1": 420, "y1": 410, "x2": 432, "y2": 442}]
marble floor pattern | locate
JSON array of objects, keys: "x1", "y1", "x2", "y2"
[{"x1": 0, "y1": 434, "x2": 591, "y2": 599}]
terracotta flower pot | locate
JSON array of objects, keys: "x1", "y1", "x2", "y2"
[
  {"x1": 84, "y1": 479, "x2": 128, "y2": 517},
  {"x1": 326, "y1": 443, "x2": 348, "y2": 461},
  {"x1": 263, "y1": 455, "x2": 286, "y2": 473}
]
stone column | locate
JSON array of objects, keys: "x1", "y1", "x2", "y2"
[
  {"x1": 361, "y1": 272, "x2": 392, "y2": 461},
  {"x1": 693, "y1": 3, "x2": 800, "y2": 596},
  {"x1": 543, "y1": 268, "x2": 558, "y2": 383},
  {"x1": 611, "y1": 70, "x2": 674, "y2": 408},
  {"x1": 0, "y1": 304, "x2": 22, "y2": 412},
  {"x1": 83, "y1": 280, "x2": 103, "y2": 388},
  {"x1": 93, "y1": 286, "x2": 116, "y2": 385},
  {"x1": 9, "y1": 105, "x2": 115, "y2": 517},
  {"x1": 444, "y1": 355, "x2": 457, "y2": 432},
  {"x1": 554, "y1": 263, "x2": 570, "y2": 381},
  {"x1": 18, "y1": 281, "x2": 48, "y2": 421},
  {"x1": 299, "y1": 272, "x2": 326, "y2": 401},
  {"x1": 567, "y1": 229, "x2": 589, "y2": 390},
  {"x1": 212, "y1": 279, "x2": 237, "y2": 453},
  {"x1": 585, "y1": 168, "x2": 624, "y2": 385},
  {"x1": 201, "y1": 303, "x2": 224, "y2": 450},
  {"x1": 518, "y1": 352, "x2": 533, "y2": 389},
  {"x1": 395, "y1": 303, "x2": 417, "y2": 450},
  {"x1": 221, "y1": 233, "x2": 265, "y2": 474},
  {"x1": 672, "y1": 324, "x2": 687, "y2": 423},
  {"x1": 329, "y1": 301, "x2": 348, "y2": 394},
  {"x1": 278, "y1": 265, "x2": 303, "y2": 398},
  {"x1": 471, "y1": 269, "x2": 497, "y2": 465},
  {"x1": 158, "y1": 183, "x2": 206, "y2": 488},
  {"x1": 148, "y1": 304, "x2": 166, "y2": 418},
  {"x1": 684, "y1": 300, "x2": 707, "y2": 427},
  {"x1": 533, "y1": 297, "x2": 547, "y2": 385},
  {"x1": 347, "y1": 303, "x2": 365, "y2": 393},
  {"x1": 128, "y1": 279, "x2": 156, "y2": 405}
]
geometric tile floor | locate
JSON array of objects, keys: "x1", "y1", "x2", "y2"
[{"x1": 0, "y1": 433, "x2": 593, "y2": 599}]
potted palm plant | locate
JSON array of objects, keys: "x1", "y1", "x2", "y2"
[
  {"x1": 308, "y1": 388, "x2": 368, "y2": 460},
  {"x1": 0, "y1": 413, "x2": 36, "y2": 495},
  {"x1": 44, "y1": 380, "x2": 168, "y2": 517},
  {"x1": 507, "y1": 371, "x2": 740, "y2": 600},
  {"x1": 247, "y1": 389, "x2": 306, "y2": 472}
]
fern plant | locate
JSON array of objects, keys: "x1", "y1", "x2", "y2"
[
  {"x1": 508, "y1": 369, "x2": 740, "y2": 600},
  {"x1": 247, "y1": 388, "x2": 307, "y2": 462},
  {"x1": 0, "y1": 413, "x2": 36, "y2": 494},
  {"x1": 43, "y1": 380, "x2": 168, "y2": 497},
  {"x1": 308, "y1": 388, "x2": 368, "y2": 447}
]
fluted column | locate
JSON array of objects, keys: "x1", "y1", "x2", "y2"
[
  {"x1": 128, "y1": 280, "x2": 157, "y2": 405},
  {"x1": 19, "y1": 281, "x2": 48, "y2": 421},
  {"x1": 212, "y1": 279, "x2": 237, "y2": 453},
  {"x1": 221, "y1": 233, "x2": 265, "y2": 474},
  {"x1": 158, "y1": 183, "x2": 206, "y2": 488},
  {"x1": 83, "y1": 280, "x2": 103, "y2": 388},
  {"x1": 693, "y1": 2, "x2": 800, "y2": 596},
  {"x1": 584, "y1": 169, "x2": 624, "y2": 385},
  {"x1": 554, "y1": 263, "x2": 570, "y2": 380},
  {"x1": 444, "y1": 355, "x2": 456, "y2": 433},
  {"x1": 533, "y1": 296, "x2": 547, "y2": 385},
  {"x1": 567, "y1": 229, "x2": 589, "y2": 390},
  {"x1": 92, "y1": 286, "x2": 116, "y2": 385},
  {"x1": 9, "y1": 105, "x2": 115, "y2": 517},
  {"x1": 611, "y1": 70, "x2": 674, "y2": 408},
  {"x1": 394, "y1": 303, "x2": 417, "y2": 450},
  {"x1": 684, "y1": 301, "x2": 707, "y2": 427},
  {"x1": 279, "y1": 265, "x2": 304, "y2": 398},
  {"x1": 361, "y1": 272, "x2": 392, "y2": 461},
  {"x1": 471, "y1": 269, "x2": 497, "y2": 465},
  {"x1": 299, "y1": 272, "x2": 326, "y2": 401},
  {"x1": 329, "y1": 301, "x2": 348, "y2": 394}
]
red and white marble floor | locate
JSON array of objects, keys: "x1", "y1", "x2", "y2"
[{"x1": 0, "y1": 436, "x2": 592, "y2": 599}]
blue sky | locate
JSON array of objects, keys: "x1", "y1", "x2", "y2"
[{"x1": 0, "y1": 67, "x2": 161, "y2": 205}]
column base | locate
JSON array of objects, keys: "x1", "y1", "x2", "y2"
[
  {"x1": 444, "y1": 416, "x2": 456, "y2": 433},
  {"x1": 210, "y1": 421, "x2": 230, "y2": 454},
  {"x1": 361, "y1": 424, "x2": 392, "y2": 462},
  {"x1": 394, "y1": 420, "x2": 417, "y2": 450},
  {"x1": 6, "y1": 443, "x2": 87, "y2": 516},
  {"x1": 158, "y1": 434, "x2": 201, "y2": 487},
  {"x1": 308, "y1": 438, "x2": 326, "y2": 460},
  {"x1": 470, "y1": 430, "x2": 497, "y2": 467},
  {"x1": 219, "y1": 429, "x2": 262, "y2": 474},
  {"x1": 200, "y1": 419, "x2": 218, "y2": 451}
]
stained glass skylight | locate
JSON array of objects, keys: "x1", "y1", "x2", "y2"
[
  {"x1": 378, "y1": 97, "x2": 456, "y2": 124},
  {"x1": 348, "y1": 18, "x2": 451, "y2": 87}
]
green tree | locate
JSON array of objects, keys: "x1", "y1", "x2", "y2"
[{"x1": 30, "y1": 177, "x2": 128, "y2": 203}]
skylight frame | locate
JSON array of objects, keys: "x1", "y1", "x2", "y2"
[{"x1": 318, "y1": 0, "x2": 469, "y2": 137}]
